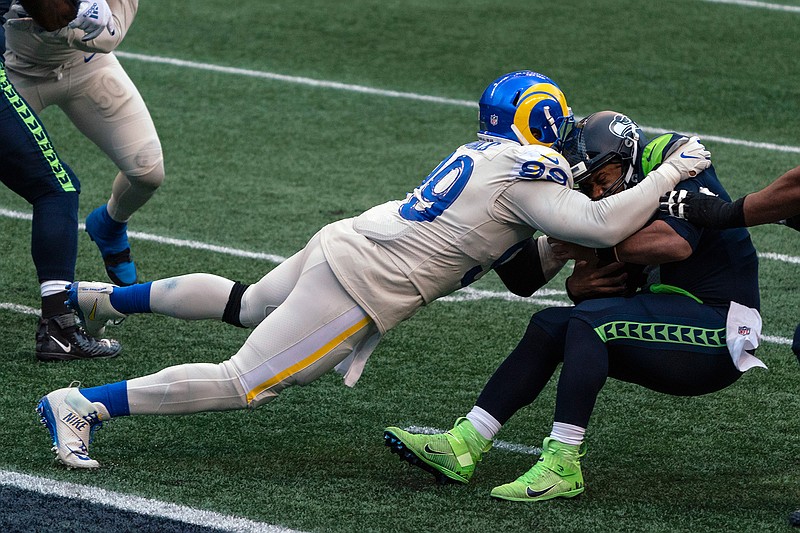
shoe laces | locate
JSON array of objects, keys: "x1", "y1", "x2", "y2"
[
  {"x1": 67, "y1": 326, "x2": 120, "y2": 355},
  {"x1": 518, "y1": 461, "x2": 549, "y2": 484}
]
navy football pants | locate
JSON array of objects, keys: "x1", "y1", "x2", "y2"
[
  {"x1": 477, "y1": 293, "x2": 742, "y2": 429},
  {"x1": 0, "y1": 61, "x2": 80, "y2": 283}
]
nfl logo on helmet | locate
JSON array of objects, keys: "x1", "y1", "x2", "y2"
[{"x1": 490, "y1": 114, "x2": 499, "y2": 126}]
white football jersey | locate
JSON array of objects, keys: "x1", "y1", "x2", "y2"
[
  {"x1": 3, "y1": 0, "x2": 136, "y2": 76},
  {"x1": 320, "y1": 138, "x2": 681, "y2": 333}
]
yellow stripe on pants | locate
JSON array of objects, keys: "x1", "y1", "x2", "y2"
[{"x1": 245, "y1": 316, "x2": 372, "y2": 403}]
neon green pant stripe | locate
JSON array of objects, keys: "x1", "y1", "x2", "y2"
[
  {"x1": 0, "y1": 63, "x2": 76, "y2": 193},
  {"x1": 594, "y1": 320, "x2": 726, "y2": 348}
]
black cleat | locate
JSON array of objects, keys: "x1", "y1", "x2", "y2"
[{"x1": 35, "y1": 313, "x2": 122, "y2": 362}]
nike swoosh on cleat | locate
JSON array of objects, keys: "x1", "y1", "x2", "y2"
[
  {"x1": 423, "y1": 444, "x2": 451, "y2": 456},
  {"x1": 66, "y1": 446, "x2": 92, "y2": 460},
  {"x1": 49, "y1": 336, "x2": 72, "y2": 353},
  {"x1": 84, "y1": 53, "x2": 96, "y2": 63},
  {"x1": 526, "y1": 484, "x2": 558, "y2": 498},
  {"x1": 88, "y1": 299, "x2": 98, "y2": 320}
]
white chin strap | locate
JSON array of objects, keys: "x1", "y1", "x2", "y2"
[
  {"x1": 624, "y1": 131, "x2": 641, "y2": 185},
  {"x1": 543, "y1": 105, "x2": 560, "y2": 142},
  {"x1": 510, "y1": 124, "x2": 530, "y2": 145}
]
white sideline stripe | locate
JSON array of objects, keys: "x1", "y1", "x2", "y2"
[
  {"x1": 405, "y1": 426, "x2": 542, "y2": 455},
  {"x1": 0, "y1": 204, "x2": 800, "y2": 326},
  {"x1": 125, "y1": 230, "x2": 288, "y2": 264},
  {"x1": 114, "y1": 51, "x2": 473, "y2": 108},
  {"x1": 113, "y1": 51, "x2": 800, "y2": 155},
  {"x1": 701, "y1": 0, "x2": 800, "y2": 13},
  {"x1": 2, "y1": 205, "x2": 798, "y2": 275},
  {"x1": 0, "y1": 302, "x2": 39, "y2": 316},
  {"x1": 0, "y1": 208, "x2": 289, "y2": 264},
  {"x1": 763, "y1": 334, "x2": 793, "y2": 345},
  {"x1": 759, "y1": 251, "x2": 800, "y2": 264},
  {"x1": 0, "y1": 470, "x2": 304, "y2": 533},
  {"x1": 440, "y1": 286, "x2": 571, "y2": 307},
  {"x1": 1, "y1": 298, "x2": 793, "y2": 346}
]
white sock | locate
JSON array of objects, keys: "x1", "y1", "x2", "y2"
[
  {"x1": 550, "y1": 421, "x2": 585, "y2": 446},
  {"x1": 149, "y1": 274, "x2": 235, "y2": 320},
  {"x1": 466, "y1": 406, "x2": 502, "y2": 440},
  {"x1": 40, "y1": 280, "x2": 70, "y2": 297}
]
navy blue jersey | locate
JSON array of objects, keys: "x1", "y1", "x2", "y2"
[{"x1": 641, "y1": 134, "x2": 760, "y2": 309}]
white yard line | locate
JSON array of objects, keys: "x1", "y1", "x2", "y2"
[
  {"x1": 114, "y1": 50, "x2": 800, "y2": 154},
  {"x1": 701, "y1": 0, "x2": 800, "y2": 13},
  {"x1": 1, "y1": 205, "x2": 797, "y2": 345},
  {"x1": 0, "y1": 470, "x2": 305, "y2": 533}
]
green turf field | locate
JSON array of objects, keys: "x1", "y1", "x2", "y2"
[{"x1": 1, "y1": 0, "x2": 799, "y2": 531}]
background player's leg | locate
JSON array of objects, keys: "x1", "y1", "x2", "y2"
[{"x1": 62, "y1": 55, "x2": 165, "y2": 285}]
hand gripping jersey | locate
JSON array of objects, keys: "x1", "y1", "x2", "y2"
[
  {"x1": 320, "y1": 139, "x2": 684, "y2": 333},
  {"x1": 3, "y1": 0, "x2": 137, "y2": 76}
]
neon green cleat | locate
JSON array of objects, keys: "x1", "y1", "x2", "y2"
[
  {"x1": 490, "y1": 437, "x2": 586, "y2": 502},
  {"x1": 384, "y1": 418, "x2": 492, "y2": 484}
]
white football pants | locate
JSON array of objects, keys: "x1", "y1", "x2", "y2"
[
  {"x1": 7, "y1": 53, "x2": 164, "y2": 222},
  {"x1": 125, "y1": 234, "x2": 379, "y2": 415}
]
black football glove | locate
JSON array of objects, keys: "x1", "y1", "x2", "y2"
[
  {"x1": 784, "y1": 214, "x2": 800, "y2": 232},
  {"x1": 659, "y1": 190, "x2": 746, "y2": 229}
]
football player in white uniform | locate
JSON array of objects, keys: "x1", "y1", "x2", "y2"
[
  {"x1": 4, "y1": 0, "x2": 162, "y2": 286},
  {"x1": 35, "y1": 71, "x2": 710, "y2": 469}
]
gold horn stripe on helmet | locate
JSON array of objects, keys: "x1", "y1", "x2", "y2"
[{"x1": 512, "y1": 83, "x2": 569, "y2": 146}]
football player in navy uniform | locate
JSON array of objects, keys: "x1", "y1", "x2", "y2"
[
  {"x1": 1, "y1": 0, "x2": 121, "y2": 361},
  {"x1": 34, "y1": 72, "x2": 710, "y2": 469},
  {"x1": 384, "y1": 111, "x2": 762, "y2": 503},
  {"x1": 660, "y1": 162, "x2": 800, "y2": 527}
]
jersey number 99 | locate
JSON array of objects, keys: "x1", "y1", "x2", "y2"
[{"x1": 399, "y1": 154, "x2": 474, "y2": 222}]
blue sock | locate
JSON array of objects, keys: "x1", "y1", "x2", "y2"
[
  {"x1": 81, "y1": 381, "x2": 130, "y2": 418},
  {"x1": 109, "y1": 281, "x2": 153, "y2": 314},
  {"x1": 98, "y1": 204, "x2": 126, "y2": 232}
]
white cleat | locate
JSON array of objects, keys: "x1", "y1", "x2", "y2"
[
  {"x1": 66, "y1": 281, "x2": 127, "y2": 337},
  {"x1": 36, "y1": 387, "x2": 103, "y2": 469}
]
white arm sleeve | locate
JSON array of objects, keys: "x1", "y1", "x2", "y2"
[
  {"x1": 536, "y1": 235, "x2": 567, "y2": 281},
  {"x1": 503, "y1": 164, "x2": 683, "y2": 248}
]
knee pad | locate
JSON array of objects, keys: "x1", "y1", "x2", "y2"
[
  {"x1": 126, "y1": 148, "x2": 165, "y2": 191},
  {"x1": 222, "y1": 281, "x2": 250, "y2": 327}
]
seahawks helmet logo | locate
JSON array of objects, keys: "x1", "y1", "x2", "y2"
[{"x1": 608, "y1": 114, "x2": 637, "y2": 140}]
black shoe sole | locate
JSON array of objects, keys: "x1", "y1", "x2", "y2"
[
  {"x1": 383, "y1": 430, "x2": 459, "y2": 485},
  {"x1": 36, "y1": 350, "x2": 121, "y2": 362}
]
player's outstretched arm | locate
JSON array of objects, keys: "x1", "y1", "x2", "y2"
[
  {"x1": 660, "y1": 164, "x2": 800, "y2": 230},
  {"x1": 741, "y1": 164, "x2": 800, "y2": 227},
  {"x1": 520, "y1": 137, "x2": 711, "y2": 248}
]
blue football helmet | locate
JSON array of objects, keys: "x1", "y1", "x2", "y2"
[{"x1": 478, "y1": 70, "x2": 573, "y2": 148}]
